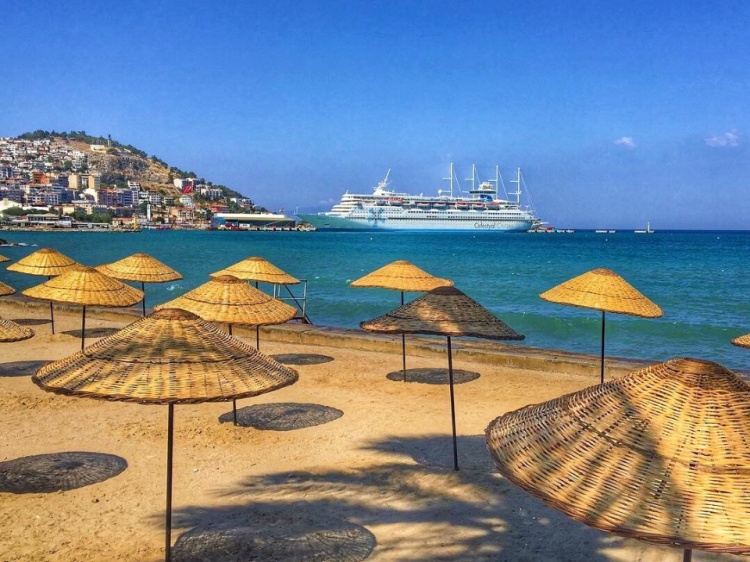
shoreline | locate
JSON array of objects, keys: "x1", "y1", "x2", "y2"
[{"x1": 0, "y1": 296, "x2": 653, "y2": 380}]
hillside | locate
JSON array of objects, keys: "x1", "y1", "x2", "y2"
[{"x1": 15, "y1": 130, "x2": 255, "y2": 209}]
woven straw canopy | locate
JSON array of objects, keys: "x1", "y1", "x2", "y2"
[
  {"x1": 540, "y1": 268, "x2": 662, "y2": 318},
  {"x1": 96, "y1": 253, "x2": 182, "y2": 284},
  {"x1": 0, "y1": 280, "x2": 15, "y2": 297},
  {"x1": 351, "y1": 260, "x2": 453, "y2": 292},
  {"x1": 33, "y1": 308, "x2": 299, "y2": 404},
  {"x1": 731, "y1": 334, "x2": 750, "y2": 348},
  {"x1": 0, "y1": 255, "x2": 9, "y2": 263},
  {"x1": 361, "y1": 286, "x2": 524, "y2": 340},
  {"x1": 0, "y1": 317, "x2": 34, "y2": 342},
  {"x1": 486, "y1": 357, "x2": 750, "y2": 554},
  {"x1": 211, "y1": 256, "x2": 300, "y2": 285},
  {"x1": 6, "y1": 248, "x2": 79, "y2": 277},
  {"x1": 22, "y1": 267, "x2": 143, "y2": 307},
  {"x1": 156, "y1": 275, "x2": 296, "y2": 326}
]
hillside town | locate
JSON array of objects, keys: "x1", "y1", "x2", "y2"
[{"x1": 0, "y1": 134, "x2": 286, "y2": 230}]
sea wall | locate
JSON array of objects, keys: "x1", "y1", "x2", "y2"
[{"x1": 2, "y1": 297, "x2": 651, "y2": 380}]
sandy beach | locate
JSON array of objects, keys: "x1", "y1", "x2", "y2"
[{"x1": 0, "y1": 299, "x2": 742, "y2": 561}]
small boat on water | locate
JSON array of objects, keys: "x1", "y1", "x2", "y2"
[
  {"x1": 296, "y1": 164, "x2": 539, "y2": 232},
  {"x1": 634, "y1": 222, "x2": 654, "y2": 234}
]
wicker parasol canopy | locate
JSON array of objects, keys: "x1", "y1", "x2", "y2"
[
  {"x1": 0, "y1": 255, "x2": 9, "y2": 263},
  {"x1": 0, "y1": 280, "x2": 15, "y2": 297},
  {"x1": 33, "y1": 307, "x2": 299, "y2": 561},
  {"x1": 96, "y1": 253, "x2": 183, "y2": 284},
  {"x1": 363, "y1": 285, "x2": 523, "y2": 471},
  {"x1": 351, "y1": 260, "x2": 453, "y2": 292},
  {"x1": 731, "y1": 334, "x2": 750, "y2": 348},
  {"x1": 6, "y1": 248, "x2": 79, "y2": 277},
  {"x1": 22, "y1": 267, "x2": 143, "y2": 307},
  {"x1": 540, "y1": 268, "x2": 662, "y2": 318},
  {"x1": 540, "y1": 268, "x2": 662, "y2": 385},
  {"x1": 486, "y1": 357, "x2": 750, "y2": 554},
  {"x1": 211, "y1": 256, "x2": 300, "y2": 285},
  {"x1": 0, "y1": 317, "x2": 34, "y2": 342},
  {"x1": 33, "y1": 308, "x2": 299, "y2": 404},
  {"x1": 361, "y1": 285, "x2": 524, "y2": 340},
  {"x1": 156, "y1": 275, "x2": 295, "y2": 326}
]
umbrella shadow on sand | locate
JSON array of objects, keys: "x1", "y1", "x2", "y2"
[
  {"x1": 218, "y1": 402, "x2": 343, "y2": 431},
  {"x1": 171, "y1": 503, "x2": 376, "y2": 562},
  {"x1": 0, "y1": 451, "x2": 127, "y2": 494},
  {"x1": 61, "y1": 327, "x2": 121, "y2": 340},
  {"x1": 270, "y1": 353, "x2": 334, "y2": 366},
  {"x1": 169, "y1": 434, "x2": 619, "y2": 562},
  {"x1": 11, "y1": 318, "x2": 51, "y2": 326},
  {"x1": 0, "y1": 360, "x2": 49, "y2": 377},
  {"x1": 385, "y1": 368, "x2": 480, "y2": 385}
]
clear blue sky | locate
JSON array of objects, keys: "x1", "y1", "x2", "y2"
[{"x1": 2, "y1": 1, "x2": 748, "y2": 229}]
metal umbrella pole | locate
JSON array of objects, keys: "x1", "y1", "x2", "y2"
[
  {"x1": 447, "y1": 336, "x2": 459, "y2": 471},
  {"x1": 141, "y1": 281, "x2": 146, "y2": 317},
  {"x1": 401, "y1": 291, "x2": 407, "y2": 382},
  {"x1": 81, "y1": 305, "x2": 86, "y2": 350},
  {"x1": 227, "y1": 323, "x2": 239, "y2": 425},
  {"x1": 165, "y1": 404, "x2": 174, "y2": 562},
  {"x1": 600, "y1": 311, "x2": 606, "y2": 384},
  {"x1": 48, "y1": 276, "x2": 55, "y2": 334}
]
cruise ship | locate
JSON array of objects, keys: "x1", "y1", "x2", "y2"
[{"x1": 296, "y1": 165, "x2": 538, "y2": 232}]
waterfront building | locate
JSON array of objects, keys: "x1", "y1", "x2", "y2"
[
  {"x1": 97, "y1": 188, "x2": 119, "y2": 207},
  {"x1": 210, "y1": 212, "x2": 295, "y2": 230},
  {"x1": 117, "y1": 188, "x2": 138, "y2": 207},
  {"x1": 147, "y1": 192, "x2": 162, "y2": 206}
]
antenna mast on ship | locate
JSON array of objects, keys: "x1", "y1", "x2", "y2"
[
  {"x1": 490, "y1": 165, "x2": 501, "y2": 197},
  {"x1": 465, "y1": 164, "x2": 478, "y2": 193},
  {"x1": 443, "y1": 163, "x2": 456, "y2": 198},
  {"x1": 509, "y1": 167, "x2": 522, "y2": 205},
  {"x1": 373, "y1": 169, "x2": 391, "y2": 194}
]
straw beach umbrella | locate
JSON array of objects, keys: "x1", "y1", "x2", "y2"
[
  {"x1": 486, "y1": 357, "x2": 750, "y2": 560},
  {"x1": 22, "y1": 267, "x2": 143, "y2": 349},
  {"x1": 731, "y1": 333, "x2": 750, "y2": 348},
  {"x1": 540, "y1": 268, "x2": 662, "y2": 384},
  {"x1": 212, "y1": 255, "x2": 300, "y2": 286},
  {"x1": 0, "y1": 317, "x2": 34, "y2": 342},
  {"x1": 7, "y1": 248, "x2": 79, "y2": 334},
  {"x1": 351, "y1": 260, "x2": 453, "y2": 381},
  {"x1": 0, "y1": 254, "x2": 10, "y2": 263},
  {"x1": 96, "y1": 252, "x2": 182, "y2": 316},
  {"x1": 0, "y1": 280, "x2": 15, "y2": 297},
  {"x1": 211, "y1": 256, "x2": 309, "y2": 321},
  {"x1": 155, "y1": 275, "x2": 297, "y2": 424},
  {"x1": 362, "y1": 285, "x2": 523, "y2": 470},
  {"x1": 33, "y1": 308, "x2": 298, "y2": 562}
]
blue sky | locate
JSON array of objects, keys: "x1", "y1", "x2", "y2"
[{"x1": 2, "y1": 1, "x2": 748, "y2": 229}]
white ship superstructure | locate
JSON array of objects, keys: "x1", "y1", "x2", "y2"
[{"x1": 297, "y1": 165, "x2": 538, "y2": 232}]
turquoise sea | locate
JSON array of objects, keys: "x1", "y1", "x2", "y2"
[{"x1": 2, "y1": 229, "x2": 750, "y2": 372}]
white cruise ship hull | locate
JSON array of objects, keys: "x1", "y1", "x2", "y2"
[
  {"x1": 297, "y1": 210, "x2": 533, "y2": 232},
  {"x1": 297, "y1": 166, "x2": 539, "y2": 232}
]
